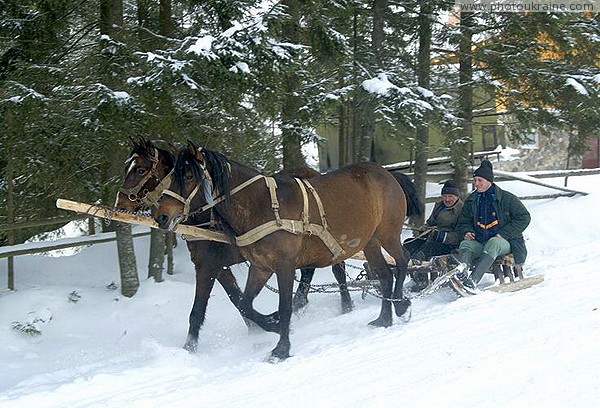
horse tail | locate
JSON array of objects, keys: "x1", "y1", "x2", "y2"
[{"x1": 390, "y1": 171, "x2": 424, "y2": 221}]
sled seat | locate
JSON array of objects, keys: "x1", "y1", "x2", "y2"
[{"x1": 491, "y1": 254, "x2": 524, "y2": 284}]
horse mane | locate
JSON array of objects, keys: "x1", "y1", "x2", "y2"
[
  {"x1": 174, "y1": 147, "x2": 231, "y2": 201},
  {"x1": 174, "y1": 147, "x2": 239, "y2": 238},
  {"x1": 389, "y1": 171, "x2": 424, "y2": 220},
  {"x1": 131, "y1": 140, "x2": 175, "y2": 167}
]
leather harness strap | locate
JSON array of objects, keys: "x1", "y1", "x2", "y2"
[
  {"x1": 175, "y1": 171, "x2": 345, "y2": 261},
  {"x1": 235, "y1": 177, "x2": 345, "y2": 261},
  {"x1": 265, "y1": 176, "x2": 282, "y2": 226},
  {"x1": 143, "y1": 168, "x2": 174, "y2": 207}
]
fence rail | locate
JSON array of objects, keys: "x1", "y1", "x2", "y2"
[{"x1": 0, "y1": 230, "x2": 151, "y2": 259}]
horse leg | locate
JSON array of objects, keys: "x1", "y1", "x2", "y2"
[
  {"x1": 216, "y1": 267, "x2": 260, "y2": 331},
  {"x1": 184, "y1": 267, "x2": 218, "y2": 353},
  {"x1": 363, "y1": 239, "x2": 394, "y2": 327},
  {"x1": 292, "y1": 268, "x2": 314, "y2": 312},
  {"x1": 269, "y1": 267, "x2": 295, "y2": 361},
  {"x1": 216, "y1": 267, "x2": 242, "y2": 306},
  {"x1": 332, "y1": 262, "x2": 354, "y2": 313},
  {"x1": 381, "y1": 236, "x2": 411, "y2": 318},
  {"x1": 239, "y1": 265, "x2": 281, "y2": 333}
]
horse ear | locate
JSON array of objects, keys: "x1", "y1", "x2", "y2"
[
  {"x1": 187, "y1": 140, "x2": 201, "y2": 158},
  {"x1": 127, "y1": 136, "x2": 137, "y2": 147},
  {"x1": 166, "y1": 142, "x2": 179, "y2": 156},
  {"x1": 138, "y1": 136, "x2": 149, "y2": 149}
]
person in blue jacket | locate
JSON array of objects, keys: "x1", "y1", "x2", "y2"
[{"x1": 455, "y1": 160, "x2": 531, "y2": 289}]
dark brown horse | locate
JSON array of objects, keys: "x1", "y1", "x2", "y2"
[
  {"x1": 115, "y1": 138, "x2": 352, "y2": 353},
  {"x1": 154, "y1": 143, "x2": 415, "y2": 360}
]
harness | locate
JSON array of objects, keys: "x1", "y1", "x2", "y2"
[{"x1": 164, "y1": 173, "x2": 346, "y2": 262}]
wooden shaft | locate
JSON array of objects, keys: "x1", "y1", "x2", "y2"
[{"x1": 55, "y1": 199, "x2": 229, "y2": 243}]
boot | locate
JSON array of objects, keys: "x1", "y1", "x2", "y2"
[
  {"x1": 455, "y1": 248, "x2": 474, "y2": 283},
  {"x1": 470, "y1": 253, "x2": 496, "y2": 284}
]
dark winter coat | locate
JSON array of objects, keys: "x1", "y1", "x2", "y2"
[
  {"x1": 457, "y1": 184, "x2": 531, "y2": 264},
  {"x1": 425, "y1": 199, "x2": 464, "y2": 246}
]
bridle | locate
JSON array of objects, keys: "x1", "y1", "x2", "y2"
[
  {"x1": 118, "y1": 148, "x2": 173, "y2": 206},
  {"x1": 160, "y1": 152, "x2": 263, "y2": 222}
]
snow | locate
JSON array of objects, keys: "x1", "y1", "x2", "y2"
[
  {"x1": 229, "y1": 62, "x2": 250, "y2": 74},
  {"x1": 187, "y1": 36, "x2": 215, "y2": 56},
  {"x1": 362, "y1": 73, "x2": 411, "y2": 96},
  {"x1": 565, "y1": 77, "x2": 589, "y2": 95},
  {"x1": 1, "y1": 174, "x2": 600, "y2": 407}
]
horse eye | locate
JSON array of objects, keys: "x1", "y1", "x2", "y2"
[
  {"x1": 137, "y1": 167, "x2": 147, "y2": 175},
  {"x1": 184, "y1": 173, "x2": 194, "y2": 181}
]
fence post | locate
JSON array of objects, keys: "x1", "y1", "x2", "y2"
[
  {"x1": 6, "y1": 156, "x2": 15, "y2": 290},
  {"x1": 166, "y1": 232, "x2": 175, "y2": 275}
]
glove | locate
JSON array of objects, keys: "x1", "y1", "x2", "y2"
[{"x1": 429, "y1": 230, "x2": 447, "y2": 243}]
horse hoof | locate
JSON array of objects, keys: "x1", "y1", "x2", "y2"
[
  {"x1": 400, "y1": 305, "x2": 412, "y2": 323},
  {"x1": 183, "y1": 340, "x2": 198, "y2": 353},
  {"x1": 394, "y1": 298, "x2": 411, "y2": 317},
  {"x1": 368, "y1": 317, "x2": 392, "y2": 328},
  {"x1": 292, "y1": 296, "x2": 308, "y2": 312},
  {"x1": 268, "y1": 347, "x2": 290, "y2": 362}
]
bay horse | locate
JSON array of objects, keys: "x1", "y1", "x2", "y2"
[
  {"x1": 115, "y1": 138, "x2": 352, "y2": 353},
  {"x1": 154, "y1": 142, "x2": 415, "y2": 360}
]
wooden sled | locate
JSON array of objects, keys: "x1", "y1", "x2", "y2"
[
  {"x1": 55, "y1": 198, "x2": 229, "y2": 243},
  {"x1": 448, "y1": 254, "x2": 544, "y2": 297}
]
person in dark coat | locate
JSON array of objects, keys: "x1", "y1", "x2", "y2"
[
  {"x1": 404, "y1": 179, "x2": 463, "y2": 290},
  {"x1": 455, "y1": 160, "x2": 531, "y2": 289}
]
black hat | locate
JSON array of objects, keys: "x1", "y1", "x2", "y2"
[
  {"x1": 441, "y1": 180, "x2": 460, "y2": 196},
  {"x1": 473, "y1": 160, "x2": 494, "y2": 183}
]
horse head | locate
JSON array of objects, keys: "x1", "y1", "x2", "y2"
[
  {"x1": 154, "y1": 141, "x2": 230, "y2": 231},
  {"x1": 115, "y1": 136, "x2": 176, "y2": 212}
]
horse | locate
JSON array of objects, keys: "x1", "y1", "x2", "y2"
[
  {"x1": 115, "y1": 137, "x2": 353, "y2": 353},
  {"x1": 154, "y1": 142, "x2": 416, "y2": 360}
]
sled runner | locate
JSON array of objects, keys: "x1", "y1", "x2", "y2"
[{"x1": 446, "y1": 254, "x2": 544, "y2": 297}]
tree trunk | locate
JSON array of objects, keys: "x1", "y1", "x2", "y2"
[
  {"x1": 281, "y1": 0, "x2": 306, "y2": 169},
  {"x1": 454, "y1": 11, "x2": 475, "y2": 197},
  {"x1": 159, "y1": 0, "x2": 173, "y2": 36},
  {"x1": 6, "y1": 155, "x2": 15, "y2": 290},
  {"x1": 136, "y1": 0, "x2": 150, "y2": 26},
  {"x1": 338, "y1": 99, "x2": 348, "y2": 168},
  {"x1": 100, "y1": 0, "x2": 123, "y2": 35},
  {"x1": 136, "y1": 0, "x2": 152, "y2": 49},
  {"x1": 166, "y1": 232, "x2": 175, "y2": 275},
  {"x1": 88, "y1": 218, "x2": 96, "y2": 235},
  {"x1": 148, "y1": 229, "x2": 165, "y2": 282},
  {"x1": 412, "y1": 3, "x2": 433, "y2": 227},
  {"x1": 358, "y1": 0, "x2": 387, "y2": 163},
  {"x1": 115, "y1": 222, "x2": 139, "y2": 297}
]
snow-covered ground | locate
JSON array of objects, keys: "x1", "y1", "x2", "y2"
[{"x1": 1, "y1": 173, "x2": 599, "y2": 407}]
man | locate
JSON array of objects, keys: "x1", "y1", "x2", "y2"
[
  {"x1": 405, "y1": 179, "x2": 463, "y2": 261},
  {"x1": 404, "y1": 179, "x2": 463, "y2": 290},
  {"x1": 455, "y1": 160, "x2": 531, "y2": 289}
]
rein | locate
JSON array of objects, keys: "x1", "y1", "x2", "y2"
[{"x1": 162, "y1": 173, "x2": 265, "y2": 220}]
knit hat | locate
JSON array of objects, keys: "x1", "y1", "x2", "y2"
[
  {"x1": 473, "y1": 160, "x2": 494, "y2": 183},
  {"x1": 441, "y1": 179, "x2": 460, "y2": 197}
]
